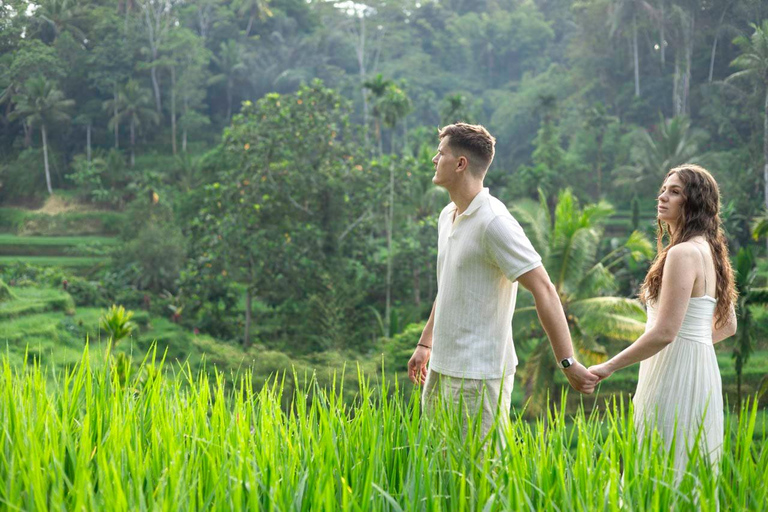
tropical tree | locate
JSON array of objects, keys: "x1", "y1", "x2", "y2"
[
  {"x1": 73, "y1": 99, "x2": 102, "y2": 163},
  {"x1": 667, "y1": 1, "x2": 698, "y2": 116},
  {"x1": 753, "y1": 210, "x2": 768, "y2": 240},
  {"x1": 209, "y1": 40, "x2": 246, "y2": 121},
  {"x1": 374, "y1": 83, "x2": 411, "y2": 334},
  {"x1": 136, "y1": 0, "x2": 180, "y2": 115},
  {"x1": 512, "y1": 189, "x2": 653, "y2": 414},
  {"x1": 583, "y1": 102, "x2": 619, "y2": 199},
  {"x1": 235, "y1": 0, "x2": 273, "y2": 37},
  {"x1": 732, "y1": 247, "x2": 768, "y2": 412},
  {"x1": 10, "y1": 76, "x2": 74, "y2": 195},
  {"x1": 728, "y1": 21, "x2": 768, "y2": 239},
  {"x1": 439, "y1": 92, "x2": 483, "y2": 126},
  {"x1": 399, "y1": 148, "x2": 448, "y2": 310},
  {"x1": 196, "y1": 81, "x2": 379, "y2": 348},
  {"x1": 608, "y1": 0, "x2": 647, "y2": 97},
  {"x1": 34, "y1": 0, "x2": 85, "y2": 42},
  {"x1": 208, "y1": 39, "x2": 245, "y2": 121},
  {"x1": 159, "y1": 27, "x2": 208, "y2": 155},
  {"x1": 613, "y1": 115, "x2": 707, "y2": 197},
  {"x1": 362, "y1": 73, "x2": 393, "y2": 155},
  {"x1": 104, "y1": 79, "x2": 159, "y2": 167}
]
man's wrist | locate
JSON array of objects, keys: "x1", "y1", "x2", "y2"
[
  {"x1": 417, "y1": 343, "x2": 432, "y2": 350},
  {"x1": 557, "y1": 356, "x2": 576, "y2": 370}
]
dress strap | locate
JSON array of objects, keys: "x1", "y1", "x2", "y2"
[{"x1": 693, "y1": 242, "x2": 710, "y2": 297}]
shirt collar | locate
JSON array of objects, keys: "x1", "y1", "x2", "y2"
[{"x1": 454, "y1": 187, "x2": 488, "y2": 218}]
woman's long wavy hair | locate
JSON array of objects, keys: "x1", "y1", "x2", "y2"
[{"x1": 639, "y1": 164, "x2": 737, "y2": 328}]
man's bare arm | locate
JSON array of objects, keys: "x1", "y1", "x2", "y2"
[
  {"x1": 517, "y1": 266, "x2": 598, "y2": 394},
  {"x1": 408, "y1": 301, "x2": 436, "y2": 384}
]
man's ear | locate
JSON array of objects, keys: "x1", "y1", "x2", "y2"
[{"x1": 456, "y1": 155, "x2": 468, "y2": 172}]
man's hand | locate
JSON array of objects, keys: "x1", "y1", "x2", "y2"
[
  {"x1": 587, "y1": 362, "x2": 613, "y2": 383},
  {"x1": 562, "y1": 361, "x2": 598, "y2": 394},
  {"x1": 408, "y1": 346, "x2": 431, "y2": 385}
]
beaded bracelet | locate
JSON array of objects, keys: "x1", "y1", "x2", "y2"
[{"x1": 417, "y1": 343, "x2": 432, "y2": 349}]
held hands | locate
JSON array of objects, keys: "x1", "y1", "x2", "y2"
[
  {"x1": 408, "y1": 345, "x2": 431, "y2": 385},
  {"x1": 587, "y1": 362, "x2": 613, "y2": 383},
  {"x1": 562, "y1": 361, "x2": 599, "y2": 394}
]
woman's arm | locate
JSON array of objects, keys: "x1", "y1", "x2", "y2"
[
  {"x1": 589, "y1": 244, "x2": 699, "y2": 379},
  {"x1": 713, "y1": 304, "x2": 737, "y2": 344}
]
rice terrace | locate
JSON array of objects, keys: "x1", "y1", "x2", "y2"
[{"x1": 2, "y1": 0, "x2": 768, "y2": 510}]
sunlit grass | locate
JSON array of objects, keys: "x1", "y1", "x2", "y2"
[{"x1": 0, "y1": 346, "x2": 765, "y2": 510}]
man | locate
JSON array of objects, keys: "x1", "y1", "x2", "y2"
[{"x1": 408, "y1": 123, "x2": 597, "y2": 437}]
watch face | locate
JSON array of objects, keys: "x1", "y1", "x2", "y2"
[{"x1": 561, "y1": 359, "x2": 571, "y2": 368}]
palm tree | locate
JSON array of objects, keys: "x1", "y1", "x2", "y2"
[
  {"x1": 583, "y1": 102, "x2": 619, "y2": 199},
  {"x1": 608, "y1": 0, "x2": 647, "y2": 97},
  {"x1": 728, "y1": 22, "x2": 768, "y2": 244},
  {"x1": 613, "y1": 115, "x2": 707, "y2": 197},
  {"x1": 512, "y1": 189, "x2": 653, "y2": 414},
  {"x1": 104, "y1": 80, "x2": 159, "y2": 167},
  {"x1": 10, "y1": 77, "x2": 74, "y2": 195},
  {"x1": 209, "y1": 40, "x2": 246, "y2": 121},
  {"x1": 753, "y1": 211, "x2": 768, "y2": 241},
  {"x1": 35, "y1": 0, "x2": 85, "y2": 41},
  {"x1": 733, "y1": 247, "x2": 768, "y2": 413},
  {"x1": 377, "y1": 83, "x2": 411, "y2": 335},
  {"x1": 235, "y1": 0, "x2": 273, "y2": 37},
  {"x1": 440, "y1": 93, "x2": 471, "y2": 125},
  {"x1": 379, "y1": 83, "x2": 411, "y2": 154},
  {"x1": 362, "y1": 73, "x2": 393, "y2": 155}
]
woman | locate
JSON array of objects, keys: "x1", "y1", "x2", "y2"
[{"x1": 589, "y1": 164, "x2": 737, "y2": 476}]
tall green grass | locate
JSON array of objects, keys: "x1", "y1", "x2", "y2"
[{"x1": 0, "y1": 347, "x2": 765, "y2": 510}]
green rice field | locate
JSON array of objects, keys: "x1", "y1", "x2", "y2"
[
  {"x1": 0, "y1": 234, "x2": 114, "y2": 268},
  {"x1": 0, "y1": 234, "x2": 119, "y2": 246},
  {"x1": 0, "y1": 348, "x2": 765, "y2": 511},
  {"x1": 0, "y1": 256, "x2": 108, "y2": 267}
]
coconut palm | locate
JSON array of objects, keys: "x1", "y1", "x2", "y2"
[
  {"x1": 512, "y1": 189, "x2": 653, "y2": 414},
  {"x1": 209, "y1": 40, "x2": 246, "y2": 121},
  {"x1": 728, "y1": 22, "x2": 768, "y2": 241},
  {"x1": 613, "y1": 115, "x2": 707, "y2": 197},
  {"x1": 104, "y1": 80, "x2": 159, "y2": 167},
  {"x1": 376, "y1": 82, "x2": 411, "y2": 335},
  {"x1": 10, "y1": 76, "x2": 74, "y2": 195},
  {"x1": 379, "y1": 83, "x2": 411, "y2": 154},
  {"x1": 35, "y1": 0, "x2": 85, "y2": 42},
  {"x1": 440, "y1": 93, "x2": 476, "y2": 126},
  {"x1": 362, "y1": 73, "x2": 393, "y2": 155},
  {"x1": 235, "y1": 0, "x2": 273, "y2": 37},
  {"x1": 608, "y1": 0, "x2": 650, "y2": 97}
]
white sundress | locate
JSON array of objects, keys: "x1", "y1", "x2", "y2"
[{"x1": 632, "y1": 246, "x2": 724, "y2": 477}]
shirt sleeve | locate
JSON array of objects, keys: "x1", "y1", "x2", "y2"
[{"x1": 483, "y1": 215, "x2": 542, "y2": 282}]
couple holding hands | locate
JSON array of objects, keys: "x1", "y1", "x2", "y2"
[{"x1": 407, "y1": 123, "x2": 737, "y2": 474}]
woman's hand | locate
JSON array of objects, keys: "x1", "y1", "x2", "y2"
[{"x1": 588, "y1": 362, "x2": 614, "y2": 383}]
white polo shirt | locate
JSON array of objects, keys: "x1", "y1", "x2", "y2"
[{"x1": 429, "y1": 188, "x2": 542, "y2": 379}]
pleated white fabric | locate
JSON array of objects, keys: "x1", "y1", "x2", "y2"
[{"x1": 633, "y1": 296, "x2": 724, "y2": 477}]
